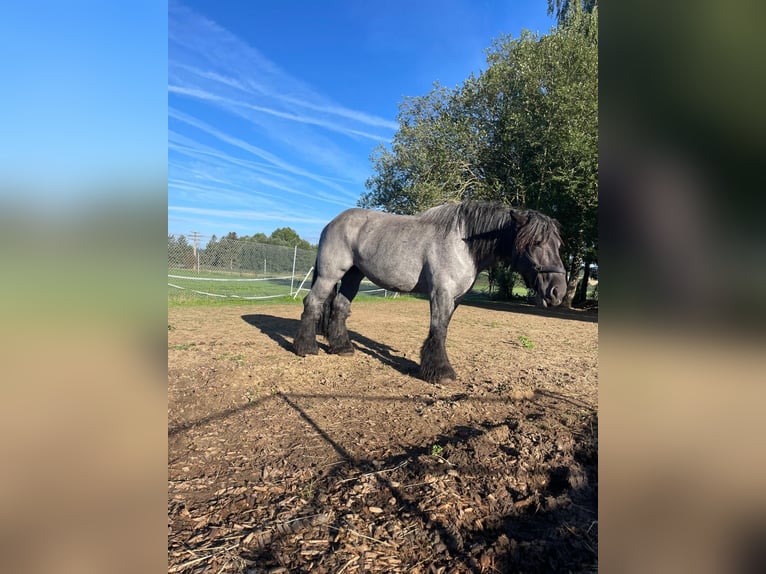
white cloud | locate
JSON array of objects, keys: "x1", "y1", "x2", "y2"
[
  {"x1": 168, "y1": 205, "x2": 329, "y2": 225},
  {"x1": 168, "y1": 84, "x2": 390, "y2": 142}
]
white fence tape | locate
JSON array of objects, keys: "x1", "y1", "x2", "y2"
[
  {"x1": 168, "y1": 281, "x2": 293, "y2": 300},
  {"x1": 170, "y1": 272, "x2": 398, "y2": 301},
  {"x1": 168, "y1": 274, "x2": 293, "y2": 282}
]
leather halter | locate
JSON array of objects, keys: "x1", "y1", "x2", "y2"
[
  {"x1": 532, "y1": 263, "x2": 567, "y2": 274},
  {"x1": 517, "y1": 250, "x2": 567, "y2": 276}
]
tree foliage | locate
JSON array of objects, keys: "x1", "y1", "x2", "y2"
[
  {"x1": 547, "y1": 0, "x2": 598, "y2": 27},
  {"x1": 268, "y1": 227, "x2": 311, "y2": 250},
  {"x1": 361, "y1": 82, "x2": 490, "y2": 214},
  {"x1": 360, "y1": 5, "x2": 597, "y2": 306},
  {"x1": 168, "y1": 234, "x2": 195, "y2": 268},
  {"x1": 214, "y1": 227, "x2": 313, "y2": 250}
]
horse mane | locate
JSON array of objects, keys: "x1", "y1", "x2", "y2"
[
  {"x1": 514, "y1": 208, "x2": 562, "y2": 252},
  {"x1": 419, "y1": 201, "x2": 561, "y2": 264}
]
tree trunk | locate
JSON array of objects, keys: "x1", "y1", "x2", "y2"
[
  {"x1": 575, "y1": 259, "x2": 591, "y2": 305},
  {"x1": 562, "y1": 252, "x2": 583, "y2": 309}
]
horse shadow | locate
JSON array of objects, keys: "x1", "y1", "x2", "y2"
[
  {"x1": 460, "y1": 298, "x2": 599, "y2": 323},
  {"x1": 240, "y1": 314, "x2": 309, "y2": 353},
  {"x1": 241, "y1": 314, "x2": 420, "y2": 377}
]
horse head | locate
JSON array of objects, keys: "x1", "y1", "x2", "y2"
[{"x1": 512, "y1": 211, "x2": 567, "y2": 308}]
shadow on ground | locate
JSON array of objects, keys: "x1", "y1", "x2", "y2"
[
  {"x1": 460, "y1": 298, "x2": 598, "y2": 323},
  {"x1": 241, "y1": 314, "x2": 421, "y2": 377},
  {"x1": 170, "y1": 388, "x2": 597, "y2": 572}
]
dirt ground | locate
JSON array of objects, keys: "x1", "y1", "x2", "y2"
[{"x1": 168, "y1": 298, "x2": 598, "y2": 573}]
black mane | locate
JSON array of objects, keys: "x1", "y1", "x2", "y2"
[
  {"x1": 420, "y1": 201, "x2": 561, "y2": 266},
  {"x1": 515, "y1": 208, "x2": 562, "y2": 252}
]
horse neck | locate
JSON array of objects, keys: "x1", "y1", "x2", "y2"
[{"x1": 465, "y1": 227, "x2": 516, "y2": 271}]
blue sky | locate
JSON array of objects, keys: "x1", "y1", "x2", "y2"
[{"x1": 169, "y1": 0, "x2": 555, "y2": 245}]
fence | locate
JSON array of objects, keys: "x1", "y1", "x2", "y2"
[{"x1": 168, "y1": 235, "x2": 398, "y2": 301}]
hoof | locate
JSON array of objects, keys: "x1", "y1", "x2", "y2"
[
  {"x1": 420, "y1": 367, "x2": 457, "y2": 384},
  {"x1": 294, "y1": 341, "x2": 319, "y2": 356},
  {"x1": 329, "y1": 345, "x2": 355, "y2": 356}
]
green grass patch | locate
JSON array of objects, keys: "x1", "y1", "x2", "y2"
[
  {"x1": 215, "y1": 352, "x2": 246, "y2": 366},
  {"x1": 431, "y1": 444, "x2": 444, "y2": 457},
  {"x1": 169, "y1": 268, "x2": 532, "y2": 308},
  {"x1": 169, "y1": 342, "x2": 196, "y2": 350},
  {"x1": 168, "y1": 271, "x2": 418, "y2": 308},
  {"x1": 168, "y1": 290, "x2": 300, "y2": 307},
  {"x1": 465, "y1": 271, "x2": 531, "y2": 302}
]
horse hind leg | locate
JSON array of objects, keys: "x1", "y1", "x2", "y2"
[
  {"x1": 294, "y1": 275, "x2": 339, "y2": 356},
  {"x1": 326, "y1": 267, "x2": 363, "y2": 356}
]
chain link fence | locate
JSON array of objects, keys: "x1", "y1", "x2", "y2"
[
  {"x1": 168, "y1": 235, "x2": 316, "y2": 301},
  {"x1": 168, "y1": 235, "x2": 316, "y2": 276},
  {"x1": 168, "y1": 235, "x2": 400, "y2": 302}
]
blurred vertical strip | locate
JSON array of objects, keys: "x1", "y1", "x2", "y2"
[
  {"x1": 601, "y1": 0, "x2": 766, "y2": 323},
  {"x1": 0, "y1": 2, "x2": 167, "y2": 573},
  {"x1": 601, "y1": 0, "x2": 766, "y2": 572}
]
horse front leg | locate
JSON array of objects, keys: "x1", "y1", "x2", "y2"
[
  {"x1": 420, "y1": 291, "x2": 458, "y2": 383},
  {"x1": 294, "y1": 277, "x2": 337, "y2": 356}
]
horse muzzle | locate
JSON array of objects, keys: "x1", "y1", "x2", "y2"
[
  {"x1": 546, "y1": 285, "x2": 563, "y2": 307},
  {"x1": 537, "y1": 284, "x2": 563, "y2": 308}
]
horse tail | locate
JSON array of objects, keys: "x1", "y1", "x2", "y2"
[
  {"x1": 309, "y1": 263, "x2": 318, "y2": 288},
  {"x1": 318, "y1": 289, "x2": 335, "y2": 337},
  {"x1": 308, "y1": 260, "x2": 335, "y2": 337}
]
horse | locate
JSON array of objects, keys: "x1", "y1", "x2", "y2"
[{"x1": 293, "y1": 200, "x2": 567, "y2": 383}]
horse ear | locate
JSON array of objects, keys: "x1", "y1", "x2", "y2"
[{"x1": 511, "y1": 210, "x2": 530, "y2": 227}]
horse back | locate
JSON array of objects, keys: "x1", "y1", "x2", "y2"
[{"x1": 317, "y1": 208, "x2": 475, "y2": 294}]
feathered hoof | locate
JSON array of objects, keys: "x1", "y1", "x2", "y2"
[
  {"x1": 293, "y1": 339, "x2": 319, "y2": 357},
  {"x1": 329, "y1": 344, "x2": 355, "y2": 357},
  {"x1": 420, "y1": 365, "x2": 457, "y2": 384}
]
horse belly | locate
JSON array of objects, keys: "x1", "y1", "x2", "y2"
[
  {"x1": 358, "y1": 263, "x2": 421, "y2": 293},
  {"x1": 353, "y1": 243, "x2": 424, "y2": 293}
]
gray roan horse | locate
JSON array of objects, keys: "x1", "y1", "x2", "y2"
[{"x1": 293, "y1": 201, "x2": 566, "y2": 383}]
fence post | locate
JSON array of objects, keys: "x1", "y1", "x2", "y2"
[
  {"x1": 293, "y1": 267, "x2": 314, "y2": 299},
  {"x1": 290, "y1": 245, "x2": 297, "y2": 295}
]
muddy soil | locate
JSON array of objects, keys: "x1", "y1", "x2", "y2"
[{"x1": 168, "y1": 299, "x2": 598, "y2": 573}]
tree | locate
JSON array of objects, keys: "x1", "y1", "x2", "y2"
[
  {"x1": 169, "y1": 234, "x2": 195, "y2": 269},
  {"x1": 481, "y1": 4, "x2": 598, "y2": 306},
  {"x1": 270, "y1": 227, "x2": 311, "y2": 250},
  {"x1": 547, "y1": 0, "x2": 598, "y2": 26},
  {"x1": 199, "y1": 234, "x2": 218, "y2": 268},
  {"x1": 360, "y1": 82, "x2": 491, "y2": 213},
  {"x1": 361, "y1": 6, "x2": 597, "y2": 307},
  {"x1": 249, "y1": 232, "x2": 269, "y2": 244}
]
